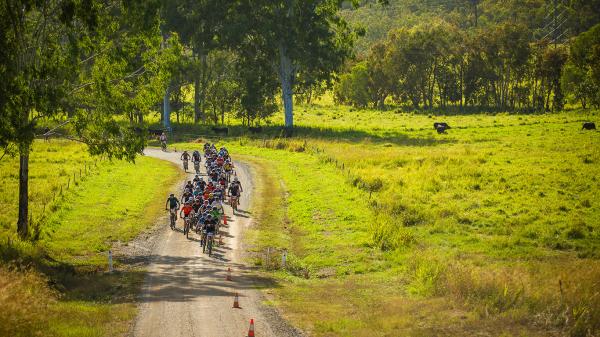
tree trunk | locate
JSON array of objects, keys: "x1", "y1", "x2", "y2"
[
  {"x1": 378, "y1": 94, "x2": 386, "y2": 110},
  {"x1": 278, "y1": 43, "x2": 294, "y2": 136},
  {"x1": 199, "y1": 54, "x2": 208, "y2": 123},
  {"x1": 163, "y1": 87, "x2": 171, "y2": 129},
  {"x1": 221, "y1": 101, "x2": 225, "y2": 125},
  {"x1": 194, "y1": 75, "x2": 200, "y2": 123},
  {"x1": 17, "y1": 144, "x2": 29, "y2": 238}
]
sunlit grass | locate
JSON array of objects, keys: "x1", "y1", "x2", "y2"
[
  {"x1": 0, "y1": 139, "x2": 182, "y2": 337},
  {"x1": 174, "y1": 106, "x2": 600, "y2": 336}
]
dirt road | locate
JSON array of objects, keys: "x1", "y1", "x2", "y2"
[{"x1": 133, "y1": 148, "x2": 298, "y2": 337}]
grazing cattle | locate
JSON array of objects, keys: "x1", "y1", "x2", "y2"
[
  {"x1": 582, "y1": 122, "x2": 596, "y2": 130},
  {"x1": 434, "y1": 122, "x2": 450, "y2": 134},
  {"x1": 212, "y1": 127, "x2": 229, "y2": 136},
  {"x1": 248, "y1": 126, "x2": 263, "y2": 134},
  {"x1": 433, "y1": 122, "x2": 450, "y2": 130}
]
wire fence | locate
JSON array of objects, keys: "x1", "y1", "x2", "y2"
[{"x1": 30, "y1": 158, "x2": 104, "y2": 240}]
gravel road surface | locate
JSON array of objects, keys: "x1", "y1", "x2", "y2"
[{"x1": 132, "y1": 148, "x2": 300, "y2": 337}]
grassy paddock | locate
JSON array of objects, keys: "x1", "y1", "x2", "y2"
[
  {"x1": 175, "y1": 108, "x2": 600, "y2": 336},
  {"x1": 0, "y1": 139, "x2": 182, "y2": 337}
]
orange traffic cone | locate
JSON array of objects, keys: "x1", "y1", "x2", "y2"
[
  {"x1": 226, "y1": 267, "x2": 232, "y2": 281},
  {"x1": 247, "y1": 319, "x2": 255, "y2": 337},
  {"x1": 223, "y1": 215, "x2": 228, "y2": 225},
  {"x1": 233, "y1": 292, "x2": 240, "y2": 308}
]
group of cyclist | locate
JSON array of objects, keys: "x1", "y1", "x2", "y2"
[{"x1": 164, "y1": 143, "x2": 243, "y2": 256}]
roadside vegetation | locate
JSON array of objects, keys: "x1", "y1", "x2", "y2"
[
  {"x1": 0, "y1": 140, "x2": 181, "y2": 337},
  {"x1": 174, "y1": 105, "x2": 600, "y2": 336}
]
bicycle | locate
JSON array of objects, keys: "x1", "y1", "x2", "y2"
[
  {"x1": 182, "y1": 159, "x2": 189, "y2": 172},
  {"x1": 229, "y1": 196, "x2": 238, "y2": 213},
  {"x1": 193, "y1": 161, "x2": 200, "y2": 175},
  {"x1": 168, "y1": 208, "x2": 177, "y2": 230},
  {"x1": 183, "y1": 216, "x2": 191, "y2": 238},
  {"x1": 203, "y1": 232, "x2": 214, "y2": 256},
  {"x1": 200, "y1": 229, "x2": 207, "y2": 247},
  {"x1": 161, "y1": 141, "x2": 167, "y2": 152}
]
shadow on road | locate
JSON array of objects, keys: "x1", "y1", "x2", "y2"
[{"x1": 137, "y1": 255, "x2": 279, "y2": 303}]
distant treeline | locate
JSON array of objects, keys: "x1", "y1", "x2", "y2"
[{"x1": 334, "y1": 2, "x2": 600, "y2": 112}]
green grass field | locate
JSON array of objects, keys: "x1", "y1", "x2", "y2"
[
  {"x1": 175, "y1": 106, "x2": 600, "y2": 337},
  {"x1": 0, "y1": 140, "x2": 182, "y2": 337}
]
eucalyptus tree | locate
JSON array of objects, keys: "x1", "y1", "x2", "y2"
[
  {"x1": 251, "y1": 0, "x2": 358, "y2": 133},
  {"x1": 0, "y1": 0, "x2": 178, "y2": 238},
  {"x1": 162, "y1": 0, "x2": 233, "y2": 123}
]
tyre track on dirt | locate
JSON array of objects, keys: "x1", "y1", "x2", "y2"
[{"x1": 132, "y1": 148, "x2": 300, "y2": 337}]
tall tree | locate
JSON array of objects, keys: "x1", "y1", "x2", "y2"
[
  {"x1": 252, "y1": 0, "x2": 357, "y2": 133},
  {"x1": 162, "y1": 0, "x2": 233, "y2": 123},
  {"x1": 0, "y1": 0, "x2": 175, "y2": 238}
]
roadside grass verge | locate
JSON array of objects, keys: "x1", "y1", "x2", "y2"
[
  {"x1": 0, "y1": 139, "x2": 182, "y2": 337},
  {"x1": 174, "y1": 109, "x2": 600, "y2": 336}
]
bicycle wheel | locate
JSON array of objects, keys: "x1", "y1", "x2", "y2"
[{"x1": 208, "y1": 237, "x2": 213, "y2": 256}]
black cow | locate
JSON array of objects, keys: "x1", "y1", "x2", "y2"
[
  {"x1": 248, "y1": 126, "x2": 263, "y2": 134},
  {"x1": 434, "y1": 122, "x2": 450, "y2": 134},
  {"x1": 212, "y1": 127, "x2": 229, "y2": 136},
  {"x1": 582, "y1": 122, "x2": 596, "y2": 130}
]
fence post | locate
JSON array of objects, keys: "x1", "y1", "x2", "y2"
[
  {"x1": 108, "y1": 250, "x2": 113, "y2": 273},
  {"x1": 281, "y1": 250, "x2": 287, "y2": 269},
  {"x1": 266, "y1": 247, "x2": 271, "y2": 269}
]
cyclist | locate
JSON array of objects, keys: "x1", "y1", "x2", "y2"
[
  {"x1": 180, "y1": 150, "x2": 190, "y2": 172},
  {"x1": 204, "y1": 215, "x2": 216, "y2": 233},
  {"x1": 192, "y1": 195, "x2": 202, "y2": 210},
  {"x1": 198, "y1": 177, "x2": 206, "y2": 191},
  {"x1": 164, "y1": 193, "x2": 180, "y2": 219},
  {"x1": 192, "y1": 187, "x2": 202, "y2": 198},
  {"x1": 180, "y1": 201, "x2": 195, "y2": 224},
  {"x1": 160, "y1": 132, "x2": 167, "y2": 150},
  {"x1": 184, "y1": 180, "x2": 194, "y2": 191},
  {"x1": 181, "y1": 189, "x2": 193, "y2": 204},
  {"x1": 192, "y1": 150, "x2": 201, "y2": 163},
  {"x1": 228, "y1": 180, "x2": 241, "y2": 206},
  {"x1": 192, "y1": 150, "x2": 201, "y2": 174},
  {"x1": 205, "y1": 181, "x2": 216, "y2": 193},
  {"x1": 230, "y1": 177, "x2": 243, "y2": 205}
]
